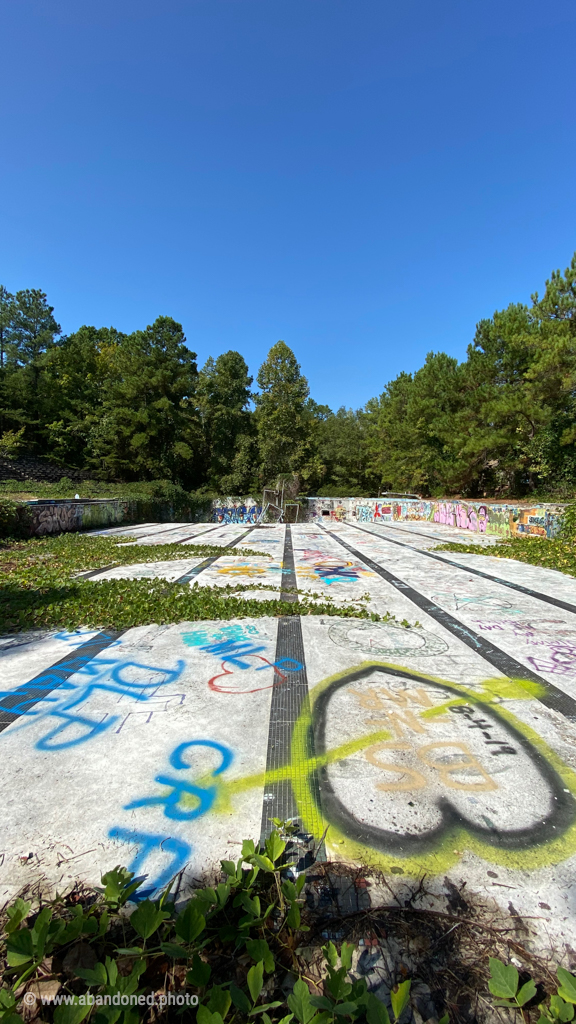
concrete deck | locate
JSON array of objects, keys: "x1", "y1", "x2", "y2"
[{"x1": 2, "y1": 521, "x2": 576, "y2": 954}]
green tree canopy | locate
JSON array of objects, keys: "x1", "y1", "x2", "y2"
[
  {"x1": 6, "y1": 289, "x2": 61, "y2": 365},
  {"x1": 2, "y1": 252, "x2": 576, "y2": 500},
  {"x1": 0, "y1": 286, "x2": 15, "y2": 369},
  {"x1": 88, "y1": 317, "x2": 204, "y2": 485},
  {"x1": 198, "y1": 350, "x2": 255, "y2": 492},
  {"x1": 255, "y1": 341, "x2": 311, "y2": 484}
]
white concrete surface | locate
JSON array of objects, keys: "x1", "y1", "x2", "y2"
[{"x1": 2, "y1": 522, "x2": 576, "y2": 955}]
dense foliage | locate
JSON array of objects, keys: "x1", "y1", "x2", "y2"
[
  {"x1": 2, "y1": 833, "x2": 576, "y2": 1024},
  {"x1": 0, "y1": 533, "x2": 382, "y2": 633},
  {"x1": 1, "y1": 253, "x2": 575, "y2": 498},
  {"x1": 0, "y1": 831, "x2": 424, "y2": 1024}
]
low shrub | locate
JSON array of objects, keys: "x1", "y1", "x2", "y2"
[
  {"x1": 1, "y1": 836, "x2": 575, "y2": 1024},
  {"x1": 0, "y1": 499, "x2": 32, "y2": 540}
]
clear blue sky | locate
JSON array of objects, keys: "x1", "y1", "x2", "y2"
[{"x1": 2, "y1": 0, "x2": 575, "y2": 410}]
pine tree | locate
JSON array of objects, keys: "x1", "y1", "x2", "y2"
[
  {"x1": 89, "y1": 317, "x2": 205, "y2": 485},
  {"x1": 197, "y1": 351, "x2": 254, "y2": 491},
  {"x1": 7, "y1": 289, "x2": 61, "y2": 364},
  {"x1": 0, "y1": 286, "x2": 15, "y2": 368},
  {"x1": 255, "y1": 341, "x2": 310, "y2": 484}
]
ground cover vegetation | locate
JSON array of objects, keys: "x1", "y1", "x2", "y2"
[
  {"x1": 1, "y1": 253, "x2": 576, "y2": 500},
  {"x1": 1, "y1": 829, "x2": 575, "y2": 1024},
  {"x1": 0, "y1": 532, "x2": 389, "y2": 634}
]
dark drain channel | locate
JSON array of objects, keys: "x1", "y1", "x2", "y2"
[
  {"x1": 174, "y1": 526, "x2": 258, "y2": 583},
  {"x1": 348, "y1": 519, "x2": 576, "y2": 616},
  {"x1": 323, "y1": 525, "x2": 576, "y2": 723},
  {"x1": 0, "y1": 630, "x2": 126, "y2": 733},
  {"x1": 259, "y1": 525, "x2": 323, "y2": 847}
]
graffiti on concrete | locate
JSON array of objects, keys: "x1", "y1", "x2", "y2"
[
  {"x1": 328, "y1": 620, "x2": 449, "y2": 658},
  {"x1": 124, "y1": 739, "x2": 234, "y2": 820},
  {"x1": 181, "y1": 624, "x2": 262, "y2": 647},
  {"x1": 206, "y1": 651, "x2": 302, "y2": 694},
  {"x1": 181, "y1": 624, "x2": 301, "y2": 693},
  {"x1": 27, "y1": 500, "x2": 124, "y2": 537},
  {"x1": 373, "y1": 503, "x2": 394, "y2": 521},
  {"x1": 430, "y1": 590, "x2": 526, "y2": 617},
  {"x1": 260, "y1": 663, "x2": 576, "y2": 875},
  {"x1": 309, "y1": 500, "x2": 348, "y2": 522},
  {"x1": 304, "y1": 496, "x2": 565, "y2": 539},
  {"x1": 434, "y1": 502, "x2": 488, "y2": 533},
  {"x1": 110, "y1": 738, "x2": 233, "y2": 897},
  {"x1": 0, "y1": 629, "x2": 99, "y2": 652},
  {"x1": 32, "y1": 503, "x2": 82, "y2": 535},
  {"x1": 527, "y1": 648, "x2": 576, "y2": 676},
  {"x1": 215, "y1": 561, "x2": 283, "y2": 578},
  {"x1": 356, "y1": 506, "x2": 373, "y2": 523},
  {"x1": 472, "y1": 618, "x2": 576, "y2": 678},
  {"x1": 295, "y1": 548, "x2": 334, "y2": 562},
  {"x1": 0, "y1": 654, "x2": 185, "y2": 750},
  {"x1": 297, "y1": 558, "x2": 375, "y2": 586},
  {"x1": 212, "y1": 504, "x2": 261, "y2": 524},
  {"x1": 113, "y1": 691, "x2": 187, "y2": 733},
  {"x1": 107, "y1": 828, "x2": 192, "y2": 899}
]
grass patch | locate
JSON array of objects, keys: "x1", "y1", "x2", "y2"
[
  {"x1": 0, "y1": 534, "x2": 381, "y2": 634},
  {"x1": 0, "y1": 576, "x2": 378, "y2": 633},
  {"x1": 434, "y1": 536, "x2": 576, "y2": 577},
  {"x1": 0, "y1": 532, "x2": 270, "y2": 577}
]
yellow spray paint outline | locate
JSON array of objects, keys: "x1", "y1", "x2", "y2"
[
  {"x1": 165, "y1": 662, "x2": 576, "y2": 877},
  {"x1": 287, "y1": 661, "x2": 576, "y2": 875}
]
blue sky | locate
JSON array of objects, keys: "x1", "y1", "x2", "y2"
[{"x1": 1, "y1": 0, "x2": 575, "y2": 410}]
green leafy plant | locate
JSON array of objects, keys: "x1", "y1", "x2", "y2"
[
  {"x1": 0, "y1": 835, "x2": 437, "y2": 1024},
  {"x1": 488, "y1": 957, "x2": 576, "y2": 1024},
  {"x1": 0, "y1": 428, "x2": 26, "y2": 461},
  {"x1": 488, "y1": 958, "x2": 537, "y2": 1008},
  {"x1": 0, "y1": 532, "x2": 395, "y2": 633},
  {"x1": 435, "y1": 534, "x2": 576, "y2": 579}
]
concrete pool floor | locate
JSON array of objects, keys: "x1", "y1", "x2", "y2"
[{"x1": 2, "y1": 520, "x2": 576, "y2": 955}]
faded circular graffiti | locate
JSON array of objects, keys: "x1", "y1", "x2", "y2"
[{"x1": 327, "y1": 619, "x2": 449, "y2": 657}]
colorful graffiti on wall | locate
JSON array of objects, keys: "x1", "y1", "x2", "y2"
[
  {"x1": 432, "y1": 501, "x2": 562, "y2": 539},
  {"x1": 306, "y1": 499, "x2": 349, "y2": 522},
  {"x1": 211, "y1": 504, "x2": 262, "y2": 525},
  {"x1": 28, "y1": 500, "x2": 125, "y2": 536},
  {"x1": 305, "y1": 496, "x2": 564, "y2": 539}
]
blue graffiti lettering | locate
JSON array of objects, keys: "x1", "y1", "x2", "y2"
[
  {"x1": 199, "y1": 639, "x2": 267, "y2": 667},
  {"x1": 125, "y1": 775, "x2": 215, "y2": 821},
  {"x1": 124, "y1": 739, "x2": 234, "y2": 820},
  {"x1": 181, "y1": 624, "x2": 260, "y2": 647},
  {"x1": 169, "y1": 739, "x2": 233, "y2": 773},
  {"x1": 312, "y1": 565, "x2": 362, "y2": 584},
  {"x1": 211, "y1": 505, "x2": 262, "y2": 525},
  {"x1": 36, "y1": 709, "x2": 117, "y2": 750},
  {"x1": 108, "y1": 827, "x2": 192, "y2": 899},
  {"x1": 0, "y1": 656, "x2": 186, "y2": 750}
]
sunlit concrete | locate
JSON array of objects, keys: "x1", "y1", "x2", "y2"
[{"x1": 3, "y1": 522, "x2": 576, "y2": 955}]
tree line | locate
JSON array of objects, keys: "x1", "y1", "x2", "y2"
[{"x1": 0, "y1": 252, "x2": 575, "y2": 498}]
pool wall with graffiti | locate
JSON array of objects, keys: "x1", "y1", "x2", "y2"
[
  {"x1": 210, "y1": 498, "x2": 262, "y2": 525},
  {"x1": 22, "y1": 493, "x2": 215, "y2": 537},
  {"x1": 19, "y1": 493, "x2": 567, "y2": 540},
  {"x1": 304, "y1": 496, "x2": 566, "y2": 539}
]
